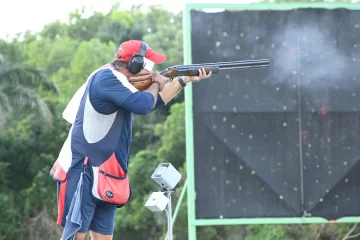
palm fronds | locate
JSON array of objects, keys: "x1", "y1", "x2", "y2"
[
  {"x1": 0, "y1": 58, "x2": 59, "y2": 131},
  {"x1": 3, "y1": 85, "x2": 53, "y2": 124},
  {"x1": 0, "y1": 63, "x2": 59, "y2": 93}
]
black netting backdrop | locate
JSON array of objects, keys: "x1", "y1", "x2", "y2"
[{"x1": 190, "y1": 8, "x2": 360, "y2": 220}]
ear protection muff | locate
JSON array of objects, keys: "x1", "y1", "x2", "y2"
[{"x1": 127, "y1": 41, "x2": 148, "y2": 74}]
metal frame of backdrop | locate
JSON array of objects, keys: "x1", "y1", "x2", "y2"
[{"x1": 183, "y1": 2, "x2": 360, "y2": 240}]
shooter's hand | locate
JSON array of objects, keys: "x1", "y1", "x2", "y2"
[
  {"x1": 152, "y1": 71, "x2": 168, "y2": 91},
  {"x1": 183, "y1": 68, "x2": 212, "y2": 83}
]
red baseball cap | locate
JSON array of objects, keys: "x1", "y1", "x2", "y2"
[{"x1": 117, "y1": 40, "x2": 166, "y2": 64}]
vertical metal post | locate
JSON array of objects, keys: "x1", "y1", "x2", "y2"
[
  {"x1": 183, "y1": 3, "x2": 197, "y2": 240},
  {"x1": 163, "y1": 180, "x2": 188, "y2": 240},
  {"x1": 166, "y1": 190, "x2": 173, "y2": 240}
]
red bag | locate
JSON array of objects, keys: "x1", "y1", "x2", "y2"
[{"x1": 90, "y1": 153, "x2": 131, "y2": 205}]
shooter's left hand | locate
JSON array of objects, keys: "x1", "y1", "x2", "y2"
[{"x1": 183, "y1": 68, "x2": 212, "y2": 83}]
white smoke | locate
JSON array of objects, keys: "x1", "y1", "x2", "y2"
[{"x1": 259, "y1": 22, "x2": 358, "y2": 93}]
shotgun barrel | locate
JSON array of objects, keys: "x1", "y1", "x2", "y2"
[
  {"x1": 176, "y1": 59, "x2": 270, "y2": 68},
  {"x1": 160, "y1": 59, "x2": 270, "y2": 77}
]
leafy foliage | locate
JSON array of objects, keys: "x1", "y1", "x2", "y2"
[{"x1": 0, "y1": 56, "x2": 59, "y2": 129}]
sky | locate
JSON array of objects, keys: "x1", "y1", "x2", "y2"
[
  {"x1": 0, "y1": 0, "x2": 252, "y2": 40},
  {"x1": 2, "y1": 0, "x2": 357, "y2": 40}
]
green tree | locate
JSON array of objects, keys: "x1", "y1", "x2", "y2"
[
  {"x1": 0, "y1": 112, "x2": 69, "y2": 240},
  {"x1": 66, "y1": 7, "x2": 110, "y2": 42},
  {"x1": 0, "y1": 54, "x2": 59, "y2": 129},
  {"x1": 40, "y1": 20, "x2": 69, "y2": 40},
  {"x1": 20, "y1": 35, "x2": 79, "y2": 76}
]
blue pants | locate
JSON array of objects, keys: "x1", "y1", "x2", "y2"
[{"x1": 57, "y1": 162, "x2": 118, "y2": 235}]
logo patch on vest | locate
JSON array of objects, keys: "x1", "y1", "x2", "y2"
[{"x1": 105, "y1": 191, "x2": 114, "y2": 198}]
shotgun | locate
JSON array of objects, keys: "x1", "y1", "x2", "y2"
[{"x1": 127, "y1": 59, "x2": 270, "y2": 91}]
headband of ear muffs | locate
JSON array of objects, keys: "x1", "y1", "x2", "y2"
[{"x1": 127, "y1": 42, "x2": 148, "y2": 74}]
